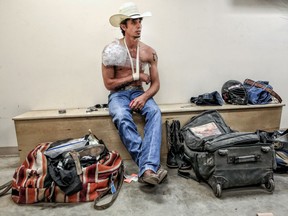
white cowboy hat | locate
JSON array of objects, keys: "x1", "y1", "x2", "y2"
[{"x1": 109, "y1": 2, "x2": 152, "y2": 27}]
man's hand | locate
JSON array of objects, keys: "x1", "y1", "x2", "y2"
[
  {"x1": 129, "y1": 95, "x2": 148, "y2": 111},
  {"x1": 140, "y1": 73, "x2": 151, "y2": 85}
]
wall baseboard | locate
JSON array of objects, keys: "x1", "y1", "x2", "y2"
[{"x1": 0, "y1": 147, "x2": 19, "y2": 156}]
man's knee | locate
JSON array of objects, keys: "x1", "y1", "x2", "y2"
[
  {"x1": 146, "y1": 105, "x2": 161, "y2": 119},
  {"x1": 111, "y1": 109, "x2": 132, "y2": 125}
]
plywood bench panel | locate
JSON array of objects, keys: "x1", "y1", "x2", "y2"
[{"x1": 13, "y1": 103, "x2": 284, "y2": 163}]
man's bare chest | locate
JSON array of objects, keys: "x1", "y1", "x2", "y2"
[{"x1": 102, "y1": 40, "x2": 149, "y2": 70}]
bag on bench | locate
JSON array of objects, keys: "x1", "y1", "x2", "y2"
[{"x1": 0, "y1": 131, "x2": 124, "y2": 210}]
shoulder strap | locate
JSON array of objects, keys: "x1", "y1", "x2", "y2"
[
  {"x1": 244, "y1": 79, "x2": 282, "y2": 103},
  {"x1": 93, "y1": 162, "x2": 124, "y2": 210},
  {"x1": 0, "y1": 180, "x2": 12, "y2": 197}
]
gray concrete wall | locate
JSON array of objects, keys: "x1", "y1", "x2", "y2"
[{"x1": 1, "y1": 0, "x2": 288, "y2": 148}]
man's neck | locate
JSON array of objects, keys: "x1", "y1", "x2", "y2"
[{"x1": 123, "y1": 36, "x2": 139, "y2": 49}]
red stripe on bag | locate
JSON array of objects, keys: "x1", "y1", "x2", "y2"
[
  {"x1": 67, "y1": 191, "x2": 79, "y2": 203},
  {"x1": 79, "y1": 183, "x2": 88, "y2": 202},
  {"x1": 86, "y1": 183, "x2": 100, "y2": 201},
  {"x1": 28, "y1": 188, "x2": 37, "y2": 203},
  {"x1": 82, "y1": 164, "x2": 97, "y2": 184},
  {"x1": 54, "y1": 186, "x2": 65, "y2": 203}
]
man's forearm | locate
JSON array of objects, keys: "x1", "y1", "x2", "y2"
[{"x1": 142, "y1": 82, "x2": 160, "y2": 100}]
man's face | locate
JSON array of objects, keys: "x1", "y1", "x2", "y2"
[{"x1": 123, "y1": 18, "x2": 142, "y2": 38}]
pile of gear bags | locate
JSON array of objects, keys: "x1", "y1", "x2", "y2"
[
  {"x1": 166, "y1": 78, "x2": 285, "y2": 197},
  {"x1": 190, "y1": 78, "x2": 282, "y2": 106}
]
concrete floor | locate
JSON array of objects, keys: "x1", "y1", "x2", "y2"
[{"x1": 1, "y1": 156, "x2": 288, "y2": 216}]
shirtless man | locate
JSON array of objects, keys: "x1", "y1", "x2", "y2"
[{"x1": 102, "y1": 2, "x2": 167, "y2": 185}]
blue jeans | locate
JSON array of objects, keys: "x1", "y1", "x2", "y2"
[{"x1": 108, "y1": 89, "x2": 162, "y2": 177}]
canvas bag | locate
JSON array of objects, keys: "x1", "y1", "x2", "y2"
[
  {"x1": 182, "y1": 131, "x2": 266, "y2": 181},
  {"x1": 190, "y1": 91, "x2": 224, "y2": 106},
  {"x1": 243, "y1": 79, "x2": 282, "y2": 104},
  {"x1": 0, "y1": 132, "x2": 124, "y2": 210},
  {"x1": 179, "y1": 111, "x2": 275, "y2": 197}
]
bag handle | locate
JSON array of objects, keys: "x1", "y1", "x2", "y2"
[
  {"x1": 229, "y1": 155, "x2": 260, "y2": 164},
  {"x1": 93, "y1": 162, "x2": 125, "y2": 210},
  {"x1": 244, "y1": 79, "x2": 282, "y2": 103},
  {"x1": 0, "y1": 180, "x2": 12, "y2": 197}
]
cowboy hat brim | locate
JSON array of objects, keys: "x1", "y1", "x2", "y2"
[{"x1": 109, "y1": 11, "x2": 152, "y2": 27}]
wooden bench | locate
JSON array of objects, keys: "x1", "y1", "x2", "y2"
[{"x1": 13, "y1": 103, "x2": 284, "y2": 163}]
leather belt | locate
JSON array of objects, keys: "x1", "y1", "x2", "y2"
[
  {"x1": 111, "y1": 85, "x2": 144, "y2": 93},
  {"x1": 244, "y1": 79, "x2": 282, "y2": 103},
  {"x1": 116, "y1": 85, "x2": 143, "y2": 92}
]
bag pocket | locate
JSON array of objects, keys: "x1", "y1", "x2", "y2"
[{"x1": 205, "y1": 132, "x2": 260, "y2": 152}]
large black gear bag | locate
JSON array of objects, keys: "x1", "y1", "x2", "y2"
[{"x1": 180, "y1": 110, "x2": 276, "y2": 197}]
